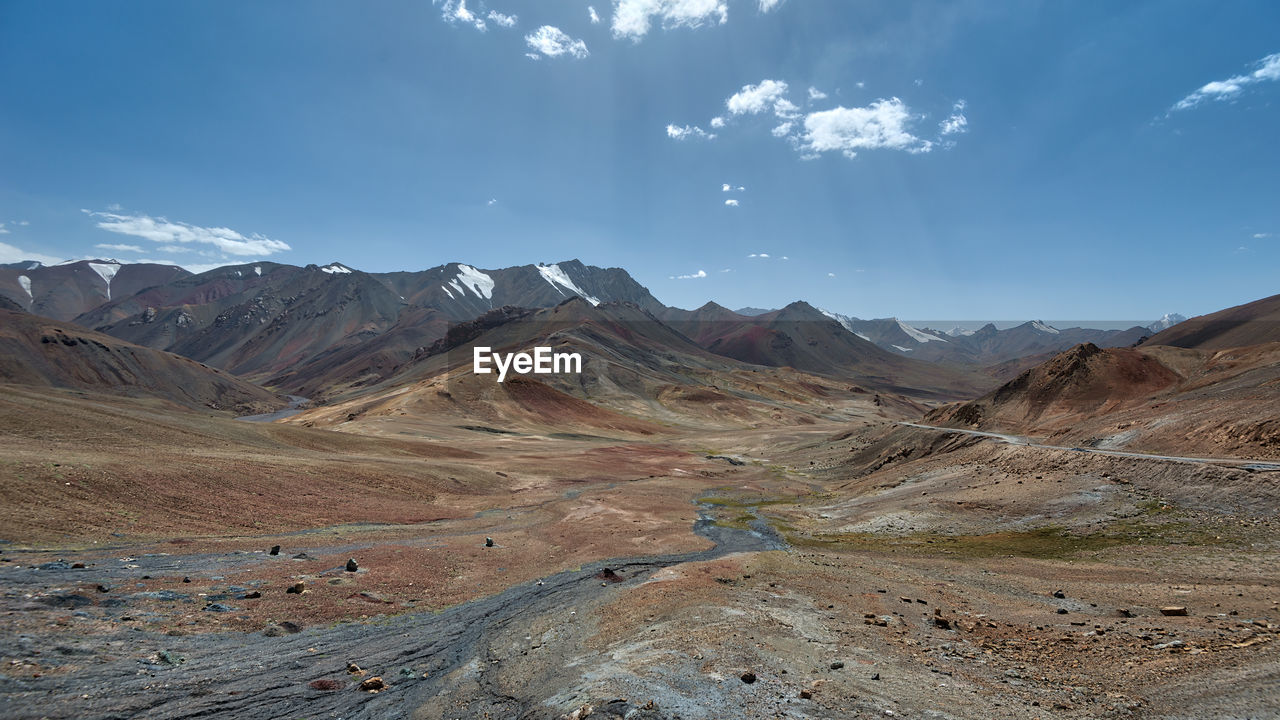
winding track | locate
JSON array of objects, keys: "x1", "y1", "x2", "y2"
[{"x1": 897, "y1": 421, "x2": 1280, "y2": 471}]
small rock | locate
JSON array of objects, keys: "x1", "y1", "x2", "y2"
[
  {"x1": 830, "y1": 661, "x2": 844, "y2": 670},
  {"x1": 347, "y1": 662, "x2": 365, "y2": 675},
  {"x1": 871, "y1": 672, "x2": 880, "y2": 680},
  {"x1": 269, "y1": 545, "x2": 280, "y2": 556},
  {"x1": 286, "y1": 582, "x2": 306, "y2": 594},
  {"x1": 263, "y1": 625, "x2": 286, "y2": 637},
  {"x1": 345, "y1": 558, "x2": 359, "y2": 572},
  {"x1": 1119, "y1": 608, "x2": 1135, "y2": 618},
  {"x1": 740, "y1": 671, "x2": 757, "y2": 684},
  {"x1": 241, "y1": 591, "x2": 262, "y2": 599},
  {"x1": 1057, "y1": 608, "x2": 1069, "y2": 615},
  {"x1": 182, "y1": 577, "x2": 191, "y2": 583},
  {"x1": 71, "y1": 562, "x2": 85, "y2": 569},
  {"x1": 279, "y1": 621, "x2": 302, "y2": 633},
  {"x1": 1053, "y1": 590, "x2": 1066, "y2": 599},
  {"x1": 157, "y1": 650, "x2": 185, "y2": 666},
  {"x1": 1160, "y1": 606, "x2": 1188, "y2": 616},
  {"x1": 485, "y1": 537, "x2": 494, "y2": 548},
  {"x1": 799, "y1": 690, "x2": 812, "y2": 699},
  {"x1": 96, "y1": 584, "x2": 110, "y2": 593},
  {"x1": 358, "y1": 676, "x2": 385, "y2": 692}
]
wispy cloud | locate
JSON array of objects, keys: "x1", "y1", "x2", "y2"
[
  {"x1": 801, "y1": 99, "x2": 934, "y2": 159},
  {"x1": 612, "y1": 0, "x2": 728, "y2": 41},
  {"x1": 759, "y1": 0, "x2": 785, "y2": 11},
  {"x1": 0, "y1": 242, "x2": 61, "y2": 265},
  {"x1": 525, "y1": 25, "x2": 589, "y2": 59},
  {"x1": 727, "y1": 79, "x2": 791, "y2": 116},
  {"x1": 939, "y1": 99, "x2": 968, "y2": 136},
  {"x1": 674, "y1": 78, "x2": 963, "y2": 160},
  {"x1": 436, "y1": 0, "x2": 487, "y2": 31},
  {"x1": 487, "y1": 10, "x2": 517, "y2": 28},
  {"x1": 588, "y1": 5, "x2": 600, "y2": 24},
  {"x1": 670, "y1": 268, "x2": 708, "y2": 279},
  {"x1": 667, "y1": 123, "x2": 715, "y2": 140},
  {"x1": 724, "y1": 198, "x2": 739, "y2": 207},
  {"x1": 85, "y1": 209, "x2": 291, "y2": 257},
  {"x1": 1253, "y1": 232, "x2": 1272, "y2": 239},
  {"x1": 1172, "y1": 52, "x2": 1280, "y2": 111},
  {"x1": 0, "y1": 223, "x2": 8, "y2": 235},
  {"x1": 95, "y1": 243, "x2": 143, "y2": 253}
]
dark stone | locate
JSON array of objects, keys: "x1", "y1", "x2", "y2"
[
  {"x1": 740, "y1": 672, "x2": 757, "y2": 684},
  {"x1": 345, "y1": 558, "x2": 359, "y2": 572},
  {"x1": 830, "y1": 661, "x2": 844, "y2": 670},
  {"x1": 1056, "y1": 608, "x2": 1068, "y2": 614},
  {"x1": 1053, "y1": 590, "x2": 1066, "y2": 599},
  {"x1": 269, "y1": 545, "x2": 280, "y2": 556}
]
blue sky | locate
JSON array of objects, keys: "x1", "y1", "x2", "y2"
[{"x1": 1, "y1": 0, "x2": 1277, "y2": 319}]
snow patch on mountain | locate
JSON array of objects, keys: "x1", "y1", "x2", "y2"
[
  {"x1": 441, "y1": 284, "x2": 454, "y2": 299},
  {"x1": 537, "y1": 263, "x2": 600, "y2": 306},
  {"x1": 17, "y1": 275, "x2": 32, "y2": 298},
  {"x1": 254, "y1": 265, "x2": 262, "y2": 276},
  {"x1": 1148, "y1": 313, "x2": 1186, "y2": 333},
  {"x1": 88, "y1": 262, "x2": 120, "y2": 299},
  {"x1": 892, "y1": 345, "x2": 913, "y2": 352},
  {"x1": 819, "y1": 308, "x2": 858, "y2": 333},
  {"x1": 946, "y1": 326, "x2": 976, "y2": 337},
  {"x1": 452, "y1": 264, "x2": 495, "y2": 300},
  {"x1": 896, "y1": 319, "x2": 947, "y2": 343},
  {"x1": 321, "y1": 264, "x2": 352, "y2": 274},
  {"x1": 854, "y1": 331, "x2": 871, "y2": 342},
  {"x1": 1030, "y1": 320, "x2": 1060, "y2": 335}
]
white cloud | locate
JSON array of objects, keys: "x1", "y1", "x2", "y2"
[
  {"x1": 721, "y1": 183, "x2": 732, "y2": 192},
  {"x1": 1253, "y1": 232, "x2": 1271, "y2": 239},
  {"x1": 727, "y1": 79, "x2": 790, "y2": 115},
  {"x1": 612, "y1": 0, "x2": 728, "y2": 41},
  {"x1": 487, "y1": 198, "x2": 498, "y2": 206},
  {"x1": 525, "y1": 52, "x2": 541, "y2": 60},
  {"x1": 525, "y1": 25, "x2": 589, "y2": 59},
  {"x1": 0, "y1": 241, "x2": 62, "y2": 265},
  {"x1": 748, "y1": 252, "x2": 768, "y2": 258},
  {"x1": 1173, "y1": 52, "x2": 1280, "y2": 111},
  {"x1": 18, "y1": 220, "x2": 29, "y2": 226},
  {"x1": 670, "y1": 269, "x2": 708, "y2": 279},
  {"x1": 719, "y1": 268, "x2": 731, "y2": 273},
  {"x1": 437, "y1": 0, "x2": 487, "y2": 31},
  {"x1": 157, "y1": 245, "x2": 192, "y2": 253},
  {"x1": 781, "y1": 255, "x2": 788, "y2": 260},
  {"x1": 801, "y1": 98, "x2": 933, "y2": 159},
  {"x1": 0, "y1": 223, "x2": 8, "y2": 234},
  {"x1": 95, "y1": 243, "x2": 143, "y2": 253},
  {"x1": 827, "y1": 272, "x2": 836, "y2": 278},
  {"x1": 939, "y1": 99, "x2": 968, "y2": 135},
  {"x1": 86, "y1": 209, "x2": 291, "y2": 257},
  {"x1": 807, "y1": 86, "x2": 827, "y2": 101},
  {"x1": 724, "y1": 198, "x2": 739, "y2": 207},
  {"x1": 709, "y1": 116, "x2": 725, "y2": 128},
  {"x1": 588, "y1": 5, "x2": 600, "y2": 24},
  {"x1": 487, "y1": 10, "x2": 517, "y2": 28},
  {"x1": 759, "y1": 0, "x2": 785, "y2": 11},
  {"x1": 666, "y1": 123, "x2": 715, "y2": 140},
  {"x1": 771, "y1": 121, "x2": 793, "y2": 137}
]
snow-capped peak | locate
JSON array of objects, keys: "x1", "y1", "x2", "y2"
[
  {"x1": 448, "y1": 263, "x2": 495, "y2": 300},
  {"x1": 1029, "y1": 320, "x2": 1060, "y2": 334},
  {"x1": 896, "y1": 319, "x2": 947, "y2": 343},
  {"x1": 320, "y1": 263, "x2": 352, "y2": 274},
  {"x1": 819, "y1": 308, "x2": 858, "y2": 333},
  {"x1": 1148, "y1": 313, "x2": 1186, "y2": 332},
  {"x1": 946, "y1": 326, "x2": 976, "y2": 337},
  {"x1": 536, "y1": 263, "x2": 600, "y2": 306}
]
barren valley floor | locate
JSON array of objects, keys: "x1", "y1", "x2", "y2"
[{"x1": 1, "y1": 386, "x2": 1277, "y2": 719}]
